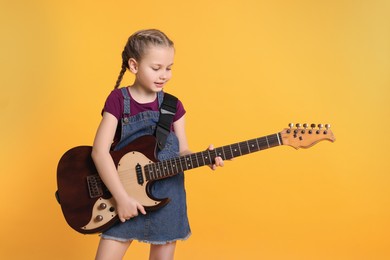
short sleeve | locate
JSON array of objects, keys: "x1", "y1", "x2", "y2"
[
  {"x1": 173, "y1": 99, "x2": 186, "y2": 122},
  {"x1": 102, "y1": 89, "x2": 123, "y2": 120}
]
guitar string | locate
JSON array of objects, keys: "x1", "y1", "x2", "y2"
[{"x1": 146, "y1": 134, "x2": 281, "y2": 180}]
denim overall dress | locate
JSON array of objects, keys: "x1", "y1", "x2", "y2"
[{"x1": 101, "y1": 88, "x2": 191, "y2": 244}]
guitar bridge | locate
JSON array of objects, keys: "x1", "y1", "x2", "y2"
[{"x1": 87, "y1": 175, "x2": 104, "y2": 198}]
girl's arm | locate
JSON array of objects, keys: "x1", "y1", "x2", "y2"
[
  {"x1": 91, "y1": 112, "x2": 146, "y2": 222},
  {"x1": 173, "y1": 115, "x2": 191, "y2": 156},
  {"x1": 173, "y1": 115, "x2": 224, "y2": 170}
]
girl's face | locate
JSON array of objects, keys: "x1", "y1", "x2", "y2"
[{"x1": 130, "y1": 46, "x2": 175, "y2": 93}]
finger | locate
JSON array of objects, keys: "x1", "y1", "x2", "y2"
[
  {"x1": 208, "y1": 144, "x2": 215, "y2": 150},
  {"x1": 138, "y1": 204, "x2": 147, "y2": 215},
  {"x1": 216, "y1": 157, "x2": 224, "y2": 167}
]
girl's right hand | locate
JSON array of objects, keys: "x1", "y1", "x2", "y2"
[{"x1": 116, "y1": 196, "x2": 147, "y2": 222}]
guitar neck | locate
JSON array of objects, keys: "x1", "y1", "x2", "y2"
[{"x1": 144, "y1": 133, "x2": 282, "y2": 181}]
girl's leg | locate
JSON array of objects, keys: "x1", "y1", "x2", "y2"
[
  {"x1": 95, "y1": 238, "x2": 132, "y2": 260},
  {"x1": 149, "y1": 242, "x2": 177, "y2": 260}
]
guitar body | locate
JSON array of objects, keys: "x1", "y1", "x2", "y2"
[{"x1": 57, "y1": 135, "x2": 169, "y2": 234}]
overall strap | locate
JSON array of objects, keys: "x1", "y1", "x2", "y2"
[
  {"x1": 120, "y1": 87, "x2": 131, "y2": 116},
  {"x1": 156, "y1": 92, "x2": 178, "y2": 150}
]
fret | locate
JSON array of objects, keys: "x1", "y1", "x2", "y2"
[
  {"x1": 228, "y1": 144, "x2": 234, "y2": 159},
  {"x1": 160, "y1": 162, "x2": 165, "y2": 178},
  {"x1": 209, "y1": 149, "x2": 217, "y2": 164},
  {"x1": 201, "y1": 152, "x2": 206, "y2": 165},
  {"x1": 269, "y1": 134, "x2": 280, "y2": 148},
  {"x1": 151, "y1": 164, "x2": 157, "y2": 180},
  {"x1": 144, "y1": 165, "x2": 149, "y2": 181},
  {"x1": 166, "y1": 159, "x2": 173, "y2": 176},
  {"x1": 265, "y1": 136, "x2": 270, "y2": 148},
  {"x1": 230, "y1": 143, "x2": 241, "y2": 157},
  {"x1": 150, "y1": 164, "x2": 155, "y2": 180},
  {"x1": 147, "y1": 164, "x2": 153, "y2": 180},
  {"x1": 224, "y1": 145, "x2": 233, "y2": 160},
  {"x1": 239, "y1": 141, "x2": 250, "y2": 155},
  {"x1": 238, "y1": 142, "x2": 243, "y2": 155},
  {"x1": 191, "y1": 153, "x2": 199, "y2": 168},
  {"x1": 157, "y1": 163, "x2": 163, "y2": 178},
  {"x1": 155, "y1": 163, "x2": 162, "y2": 178},
  {"x1": 203, "y1": 150, "x2": 213, "y2": 165},
  {"x1": 257, "y1": 137, "x2": 268, "y2": 150},
  {"x1": 171, "y1": 158, "x2": 182, "y2": 173},
  {"x1": 176, "y1": 157, "x2": 183, "y2": 171},
  {"x1": 178, "y1": 157, "x2": 186, "y2": 171},
  {"x1": 215, "y1": 146, "x2": 225, "y2": 160},
  {"x1": 185, "y1": 155, "x2": 193, "y2": 169},
  {"x1": 194, "y1": 152, "x2": 200, "y2": 168},
  {"x1": 162, "y1": 160, "x2": 168, "y2": 177},
  {"x1": 175, "y1": 157, "x2": 184, "y2": 173},
  {"x1": 211, "y1": 149, "x2": 218, "y2": 163},
  {"x1": 247, "y1": 138, "x2": 259, "y2": 153}
]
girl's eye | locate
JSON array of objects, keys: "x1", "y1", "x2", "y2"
[{"x1": 152, "y1": 67, "x2": 159, "y2": 71}]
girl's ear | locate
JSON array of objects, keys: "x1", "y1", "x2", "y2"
[{"x1": 128, "y1": 58, "x2": 138, "y2": 74}]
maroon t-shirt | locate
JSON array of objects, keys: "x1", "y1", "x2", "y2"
[{"x1": 102, "y1": 88, "x2": 186, "y2": 144}]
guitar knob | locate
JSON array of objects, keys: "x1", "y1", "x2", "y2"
[
  {"x1": 95, "y1": 215, "x2": 103, "y2": 222},
  {"x1": 296, "y1": 123, "x2": 301, "y2": 129},
  {"x1": 303, "y1": 123, "x2": 308, "y2": 129},
  {"x1": 99, "y1": 203, "x2": 107, "y2": 210},
  {"x1": 325, "y1": 124, "x2": 331, "y2": 129}
]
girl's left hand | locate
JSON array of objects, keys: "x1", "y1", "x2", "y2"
[{"x1": 207, "y1": 144, "x2": 224, "y2": 170}]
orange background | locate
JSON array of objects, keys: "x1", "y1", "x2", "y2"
[{"x1": 1, "y1": 0, "x2": 390, "y2": 259}]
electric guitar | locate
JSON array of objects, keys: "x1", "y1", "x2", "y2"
[{"x1": 56, "y1": 123, "x2": 335, "y2": 234}]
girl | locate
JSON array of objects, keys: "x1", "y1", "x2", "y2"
[{"x1": 91, "y1": 29, "x2": 224, "y2": 260}]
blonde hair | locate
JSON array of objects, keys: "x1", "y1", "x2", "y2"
[{"x1": 114, "y1": 29, "x2": 174, "y2": 89}]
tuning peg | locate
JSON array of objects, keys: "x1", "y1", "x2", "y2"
[
  {"x1": 323, "y1": 124, "x2": 331, "y2": 134},
  {"x1": 308, "y1": 123, "x2": 315, "y2": 134},
  {"x1": 316, "y1": 124, "x2": 324, "y2": 134},
  {"x1": 301, "y1": 123, "x2": 308, "y2": 134},
  {"x1": 287, "y1": 123, "x2": 294, "y2": 133},
  {"x1": 293, "y1": 124, "x2": 301, "y2": 134}
]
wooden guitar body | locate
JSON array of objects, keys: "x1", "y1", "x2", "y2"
[{"x1": 57, "y1": 135, "x2": 167, "y2": 234}]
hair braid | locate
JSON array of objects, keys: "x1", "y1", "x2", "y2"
[{"x1": 114, "y1": 61, "x2": 127, "y2": 89}]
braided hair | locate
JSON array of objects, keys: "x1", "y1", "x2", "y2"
[{"x1": 114, "y1": 29, "x2": 174, "y2": 89}]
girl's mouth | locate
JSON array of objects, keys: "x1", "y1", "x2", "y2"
[{"x1": 155, "y1": 82, "x2": 165, "y2": 88}]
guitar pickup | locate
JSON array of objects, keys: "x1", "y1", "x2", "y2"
[
  {"x1": 87, "y1": 175, "x2": 104, "y2": 198},
  {"x1": 136, "y1": 163, "x2": 144, "y2": 185}
]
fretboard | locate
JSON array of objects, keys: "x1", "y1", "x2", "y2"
[{"x1": 144, "y1": 133, "x2": 283, "y2": 181}]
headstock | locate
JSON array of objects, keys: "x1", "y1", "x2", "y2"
[{"x1": 281, "y1": 123, "x2": 335, "y2": 149}]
